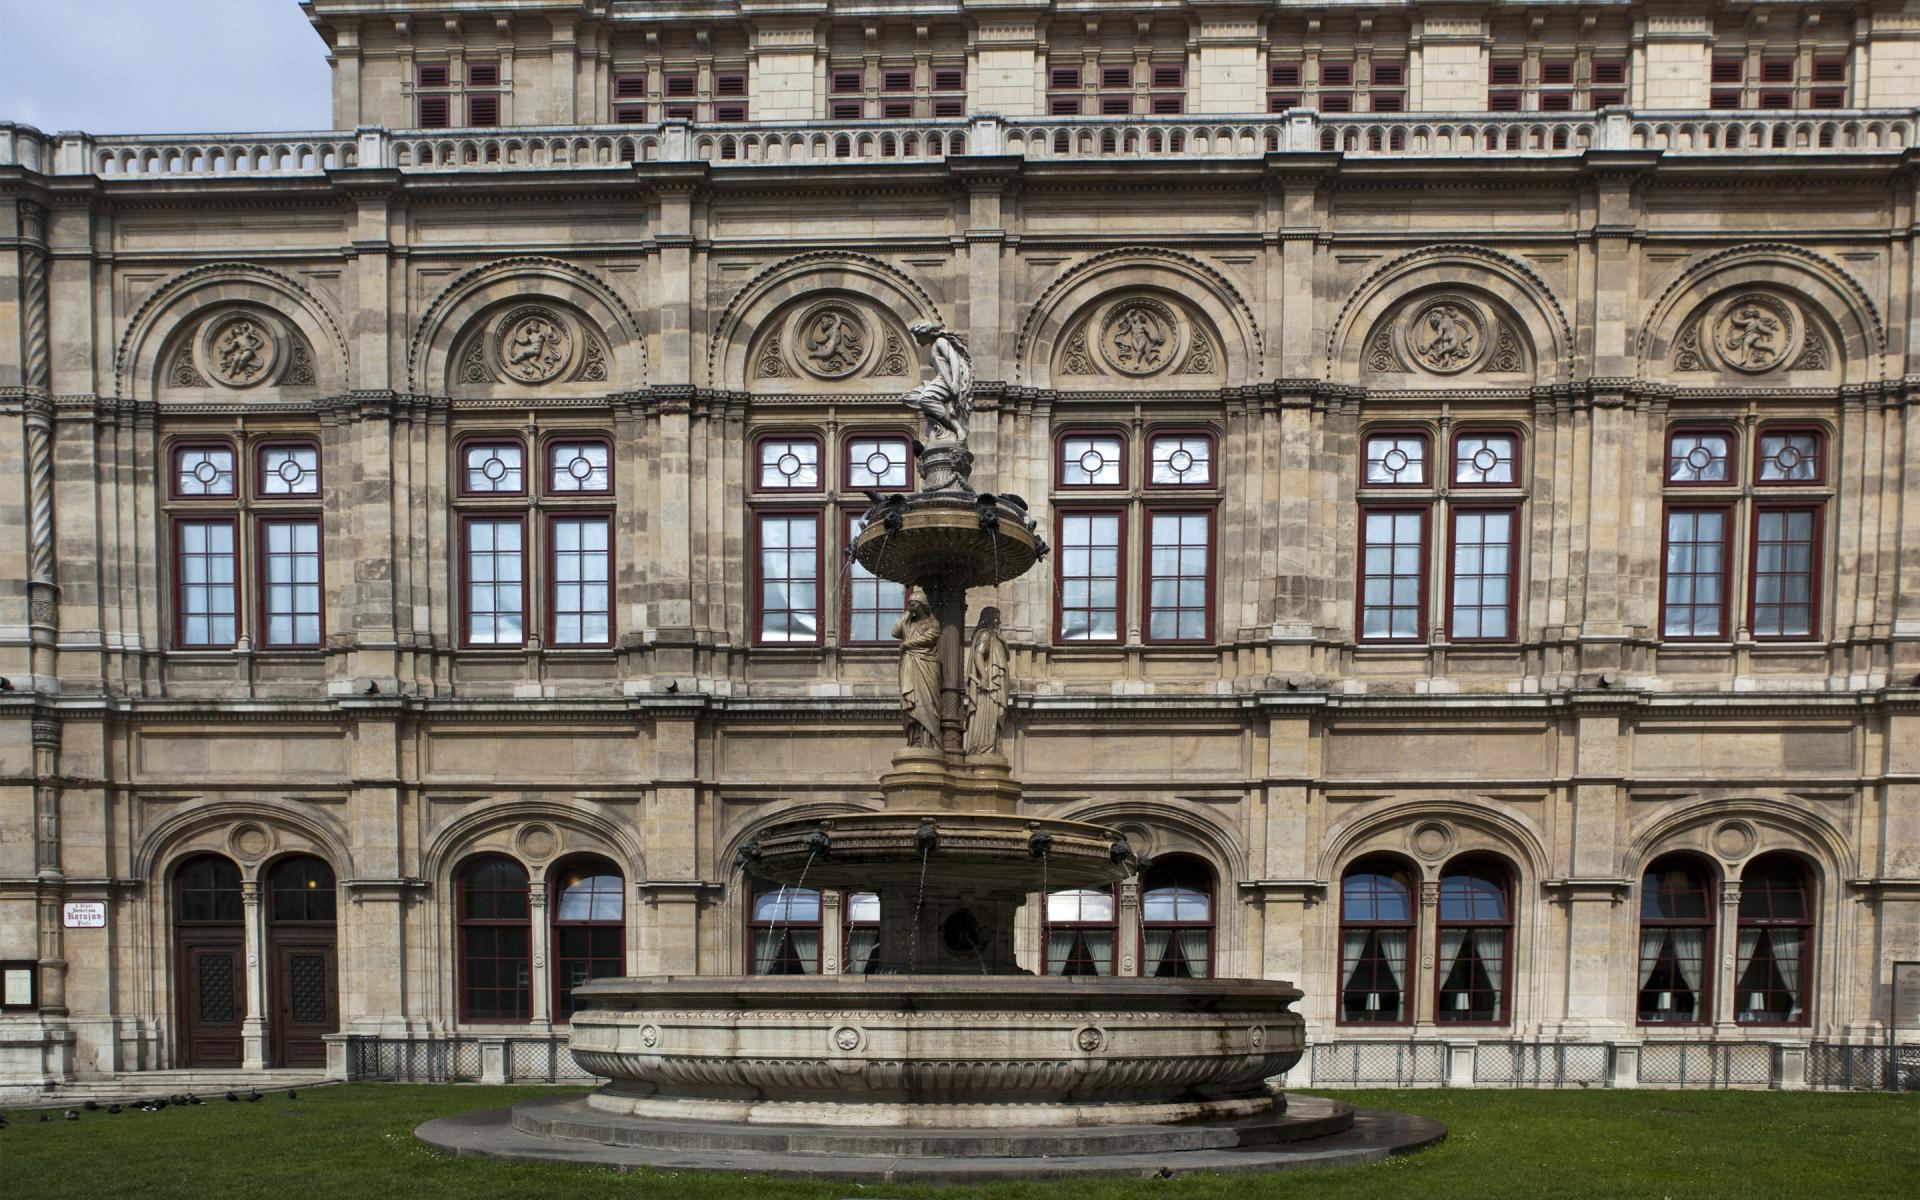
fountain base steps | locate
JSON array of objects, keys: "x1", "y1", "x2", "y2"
[{"x1": 417, "y1": 1094, "x2": 1446, "y2": 1181}]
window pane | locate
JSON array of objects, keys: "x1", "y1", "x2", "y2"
[
  {"x1": 176, "y1": 446, "x2": 236, "y2": 497},
  {"x1": 758, "y1": 514, "x2": 820, "y2": 642},
  {"x1": 1360, "y1": 510, "x2": 1423, "y2": 641},
  {"x1": 1365, "y1": 435, "x2": 1426, "y2": 485},
  {"x1": 1058, "y1": 513, "x2": 1122, "y2": 641},
  {"x1": 1450, "y1": 509, "x2": 1513, "y2": 641},
  {"x1": 464, "y1": 443, "x2": 524, "y2": 493},
  {"x1": 1752, "y1": 508, "x2": 1816, "y2": 638},
  {"x1": 548, "y1": 441, "x2": 611, "y2": 493},
  {"x1": 1454, "y1": 434, "x2": 1517, "y2": 485},
  {"x1": 846, "y1": 513, "x2": 907, "y2": 642},
  {"x1": 1148, "y1": 435, "x2": 1212, "y2": 485},
  {"x1": 1668, "y1": 432, "x2": 1732, "y2": 483},
  {"x1": 550, "y1": 517, "x2": 612, "y2": 645},
  {"x1": 759, "y1": 438, "x2": 820, "y2": 490},
  {"x1": 177, "y1": 520, "x2": 239, "y2": 646},
  {"x1": 1060, "y1": 435, "x2": 1124, "y2": 486},
  {"x1": 846, "y1": 437, "x2": 910, "y2": 489},
  {"x1": 261, "y1": 519, "x2": 323, "y2": 646},
  {"x1": 465, "y1": 518, "x2": 526, "y2": 644},
  {"x1": 1758, "y1": 433, "x2": 1821, "y2": 483},
  {"x1": 1145, "y1": 511, "x2": 1209, "y2": 641},
  {"x1": 259, "y1": 445, "x2": 319, "y2": 496},
  {"x1": 1663, "y1": 509, "x2": 1727, "y2": 638}
]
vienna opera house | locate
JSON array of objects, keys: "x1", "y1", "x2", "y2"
[{"x1": 2, "y1": 0, "x2": 1917, "y2": 1094}]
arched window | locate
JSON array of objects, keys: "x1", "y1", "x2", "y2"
[
  {"x1": 1737, "y1": 854, "x2": 1813, "y2": 1025},
  {"x1": 1339, "y1": 857, "x2": 1415, "y2": 1023},
  {"x1": 1436, "y1": 857, "x2": 1512, "y2": 1023},
  {"x1": 749, "y1": 882, "x2": 821, "y2": 974},
  {"x1": 844, "y1": 892, "x2": 881, "y2": 974},
  {"x1": 1044, "y1": 886, "x2": 1117, "y2": 976},
  {"x1": 1637, "y1": 856, "x2": 1714, "y2": 1025},
  {"x1": 1141, "y1": 857, "x2": 1214, "y2": 979},
  {"x1": 551, "y1": 856, "x2": 624, "y2": 1020},
  {"x1": 458, "y1": 856, "x2": 531, "y2": 1022},
  {"x1": 268, "y1": 855, "x2": 336, "y2": 924},
  {"x1": 176, "y1": 855, "x2": 243, "y2": 923}
]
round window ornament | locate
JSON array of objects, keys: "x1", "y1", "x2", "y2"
[
  {"x1": 831, "y1": 1025, "x2": 864, "y2": 1052},
  {"x1": 1167, "y1": 448, "x2": 1196, "y2": 473},
  {"x1": 1382, "y1": 448, "x2": 1411, "y2": 474},
  {"x1": 515, "y1": 823, "x2": 559, "y2": 862},
  {"x1": 194, "y1": 461, "x2": 222, "y2": 485},
  {"x1": 1410, "y1": 820, "x2": 1456, "y2": 863},
  {"x1": 1685, "y1": 445, "x2": 1715, "y2": 471},
  {"x1": 640, "y1": 1024, "x2": 660, "y2": 1048},
  {"x1": 227, "y1": 822, "x2": 273, "y2": 863},
  {"x1": 777, "y1": 452, "x2": 805, "y2": 480},
  {"x1": 1772, "y1": 444, "x2": 1804, "y2": 471},
  {"x1": 1711, "y1": 820, "x2": 1757, "y2": 862},
  {"x1": 1074, "y1": 1025, "x2": 1105, "y2": 1053},
  {"x1": 566, "y1": 454, "x2": 596, "y2": 481},
  {"x1": 1078, "y1": 449, "x2": 1108, "y2": 475},
  {"x1": 1471, "y1": 447, "x2": 1500, "y2": 472},
  {"x1": 481, "y1": 455, "x2": 509, "y2": 482},
  {"x1": 276, "y1": 458, "x2": 306, "y2": 485},
  {"x1": 864, "y1": 451, "x2": 893, "y2": 477}
]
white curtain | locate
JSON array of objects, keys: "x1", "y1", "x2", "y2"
[
  {"x1": 1086, "y1": 931, "x2": 1115, "y2": 976},
  {"x1": 1772, "y1": 929, "x2": 1804, "y2": 1014},
  {"x1": 1670, "y1": 928, "x2": 1705, "y2": 993},
  {"x1": 752, "y1": 928, "x2": 780, "y2": 974},
  {"x1": 1377, "y1": 929, "x2": 1408, "y2": 1019},
  {"x1": 847, "y1": 929, "x2": 880, "y2": 975},
  {"x1": 1735, "y1": 928, "x2": 1761, "y2": 979},
  {"x1": 790, "y1": 929, "x2": 820, "y2": 975},
  {"x1": 1046, "y1": 929, "x2": 1077, "y2": 976},
  {"x1": 1638, "y1": 930, "x2": 1666, "y2": 990},
  {"x1": 1341, "y1": 930, "x2": 1369, "y2": 990},
  {"x1": 1144, "y1": 928, "x2": 1172, "y2": 975},
  {"x1": 1177, "y1": 929, "x2": 1210, "y2": 979},
  {"x1": 1438, "y1": 929, "x2": 1468, "y2": 983},
  {"x1": 1474, "y1": 929, "x2": 1505, "y2": 1018}
]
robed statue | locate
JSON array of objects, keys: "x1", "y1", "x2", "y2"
[
  {"x1": 892, "y1": 590, "x2": 943, "y2": 748},
  {"x1": 963, "y1": 607, "x2": 1009, "y2": 756}
]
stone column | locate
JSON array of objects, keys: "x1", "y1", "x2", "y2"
[
  {"x1": 821, "y1": 891, "x2": 844, "y2": 975},
  {"x1": 528, "y1": 880, "x2": 550, "y2": 1028},
  {"x1": 31, "y1": 717, "x2": 66, "y2": 1019},
  {"x1": 18, "y1": 202, "x2": 58, "y2": 685},
  {"x1": 1714, "y1": 880, "x2": 1742, "y2": 1033},
  {"x1": 1415, "y1": 879, "x2": 1440, "y2": 1026},
  {"x1": 1116, "y1": 879, "x2": 1142, "y2": 977},
  {"x1": 241, "y1": 880, "x2": 268, "y2": 1070}
]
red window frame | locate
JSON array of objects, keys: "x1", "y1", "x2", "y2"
[
  {"x1": 1370, "y1": 61, "x2": 1406, "y2": 86},
  {"x1": 545, "y1": 511, "x2": 614, "y2": 648},
  {"x1": 1319, "y1": 92, "x2": 1353, "y2": 113},
  {"x1": 1446, "y1": 505, "x2": 1519, "y2": 644},
  {"x1": 253, "y1": 439, "x2": 322, "y2": 499},
  {"x1": 1357, "y1": 505, "x2": 1429, "y2": 644},
  {"x1": 614, "y1": 74, "x2": 648, "y2": 100},
  {"x1": 1748, "y1": 503, "x2": 1822, "y2": 642},
  {"x1": 457, "y1": 436, "x2": 529, "y2": 498},
  {"x1": 1753, "y1": 425, "x2": 1827, "y2": 486},
  {"x1": 1370, "y1": 91, "x2": 1405, "y2": 113},
  {"x1": 457, "y1": 854, "x2": 532, "y2": 1023},
  {"x1": 1637, "y1": 854, "x2": 1716, "y2": 1027},
  {"x1": 830, "y1": 99, "x2": 864, "y2": 120},
  {"x1": 417, "y1": 63, "x2": 450, "y2": 87},
  {"x1": 466, "y1": 93, "x2": 500, "y2": 127},
  {"x1": 932, "y1": 68, "x2": 965, "y2": 92},
  {"x1": 1139, "y1": 856, "x2": 1215, "y2": 980},
  {"x1": 1812, "y1": 56, "x2": 1848, "y2": 84},
  {"x1": 1759, "y1": 57, "x2": 1795, "y2": 84},
  {"x1": 1270, "y1": 62, "x2": 1302, "y2": 88},
  {"x1": 1054, "y1": 506, "x2": 1126, "y2": 646},
  {"x1": 714, "y1": 72, "x2": 747, "y2": 97},
  {"x1": 1540, "y1": 59, "x2": 1574, "y2": 86},
  {"x1": 1049, "y1": 96, "x2": 1082, "y2": 116},
  {"x1": 1145, "y1": 429, "x2": 1216, "y2": 489},
  {"x1": 1450, "y1": 427, "x2": 1522, "y2": 488},
  {"x1": 882, "y1": 68, "x2": 915, "y2": 93},
  {"x1": 543, "y1": 435, "x2": 615, "y2": 497},
  {"x1": 549, "y1": 854, "x2": 625, "y2": 1022},
  {"x1": 418, "y1": 95, "x2": 451, "y2": 128},
  {"x1": 831, "y1": 69, "x2": 865, "y2": 94},
  {"x1": 173, "y1": 515, "x2": 241, "y2": 649},
  {"x1": 663, "y1": 72, "x2": 697, "y2": 98},
  {"x1": 467, "y1": 62, "x2": 499, "y2": 87},
  {"x1": 1434, "y1": 856, "x2": 1514, "y2": 1026},
  {"x1": 1320, "y1": 61, "x2": 1353, "y2": 87},
  {"x1": 1101, "y1": 65, "x2": 1132, "y2": 90},
  {"x1": 1659, "y1": 503, "x2": 1734, "y2": 641},
  {"x1": 1055, "y1": 428, "x2": 1129, "y2": 490},
  {"x1": 256, "y1": 516, "x2": 325, "y2": 648},
  {"x1": 1142, "y1": 506, "x2": 1214, "y2": 644},
  {"x1": 1152, "y1": 64, "x2": 1185, "y2": 90},
  {"x1": 1665, "y1": 426, "x2": 1739, "y2": 487},
  {"x1": 752, "y1": 431, "x2": 825, "y2": 494},
  {"x1": 1591, "y1": 60, "x2": 1627, "y2": 85},
  {"x1": 1041, "y1": 884, "x2": 1119, "y2": 977},
  {"x1": 748, "y1": 880, "x2": 823, "y2": 974},
  {"x1": 1338, "y1": 855, "x2": 1418, "y2": 1026},
  {"x1": 842, "y1": 432, "x2": 914, "y2": 492},
  {"x1": 1049, "y1": 65, "x2": 1082, "y2": 91},
  {"x1": 1488, "y1": 90, "x2": 1522, "y2": 112},
  {"x1": 1488, "y1": 59, "x2": 1523, "y2": 86},
  {"x1": 842, "y1": 509, "x2": 908, "y2": 646},
  {"x1": 752, "y1": 509, "x2": 823, "y2": 647},
  {"x1": 1360, "y1": 428, "x2": 1431, "y2": 488},
  {"x1": 171, "y1": 440, "x2": 239, "y2": 500},
  {"x1": 458, "y1": 513, "x2": 528, "y2": 649},
  {"x1": 842, "y1": 890, "x2": 882, "y2": 975},
  {"x1": 1711, "y1": 58, "x2": 1744, "y2": 84},
  {"x1": 1710, "y1": 89, "x2": 1743, "y2": 110},
  {"x1": 1735, "y1": 853, "x2": 1815, "y2": 1027}
]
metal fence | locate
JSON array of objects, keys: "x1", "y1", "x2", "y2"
[
  {"x1": 1639, "y1": 1041, "x2": 1773, "y2": 1087},
  {"x1": 1299, "y1": 1039, "x2": 1916, "y2": 1091},
  {"x1": 1309, "y1": 1039, "x2": 1447, "y2": 1086},
  {"x1": 1807, "y1": 1042, "x2": 1920, "y2": 1091},
  {"x1": 1473, "y1": 1041, "x2": 1611, "y2": 1088}
]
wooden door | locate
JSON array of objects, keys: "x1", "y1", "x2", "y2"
[
  {"x1": 179, "y1": 935, "x2": 245, "y2": 1067},
  {"x1": 269, "y1": 939, "x2": 337, "y2": 1068}
]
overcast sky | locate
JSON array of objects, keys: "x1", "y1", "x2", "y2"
[{"x1": 0, "y1": 0, "x2": 331, "y2": 134}]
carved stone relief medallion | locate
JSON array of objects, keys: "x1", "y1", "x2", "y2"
[
  {"x1": 202, "y1": 313, "x2": 279, "y2": 388},
  {"x1": 1102, "y1": 297, "x2": 1179, "y2": 376},
  {"x1": 795, "y1": 301, "x2": 872, "y2": 379},
  {"x1": 497, "y1": 306, "x2": 572, "y2": 383},
  {"x1": 1404, "y1": 299, "x2": 1485, "y2": 374},
  {"x1": 1711, "y1": 293, "x2": 1798, "y2": 373}
]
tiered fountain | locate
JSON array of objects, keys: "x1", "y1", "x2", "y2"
[{"x1": 418, "y1": 322, "x2": 1444, "y2": 1180}]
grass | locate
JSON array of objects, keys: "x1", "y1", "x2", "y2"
[{"x1": 2, "y1": 1084, "x2": 1915, "y2": 1200}]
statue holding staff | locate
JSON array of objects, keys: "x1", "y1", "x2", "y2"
[{"x1": 892, "y1": 589, "x2": 943, "y2": 748}]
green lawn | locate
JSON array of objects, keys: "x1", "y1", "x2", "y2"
[{"x1": 3, "y1": 1084, "x2": 1915, "y2": 1200}]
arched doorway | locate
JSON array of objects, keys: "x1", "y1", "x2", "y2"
[
  {"x1": 266, "y1": 855, "x2": 338, "y2": 1066},
  {"x1": 173, "y1": 854, "x2": 244, "y2": 1067}
]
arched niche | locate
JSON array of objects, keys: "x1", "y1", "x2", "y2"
[
  {"x1": 117, "y1": 264, "x2": 349, "y2": 400},
  {"x1": 1327, "y1": 246, "x2": 1573, "y2": 386},
  {"x1": 707, "y1": 252, "x2": 945, "y2": 392},
  {"x1": 410, "y1": 257, "x2": 645, "y2": 395},
  {"x1": 1638, "y1": 246, "x2": 1883, "y2": 387},
  {"x1": 1017, "y1": 249, "x2": 1260, "y2": 389}
]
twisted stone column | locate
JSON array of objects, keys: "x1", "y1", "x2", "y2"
[{"x1": 19, "y1": 202, "x2": 57, "y2": 632}]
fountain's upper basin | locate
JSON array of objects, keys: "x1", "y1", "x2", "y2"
[
  {"x1": 852, "y1": 492, "x2": 1042, "y2": 588},
  {"x1": 741, "y1": 809, "x2": 1133, "y2": 893},
  {"x1": 568, "y1": 974, "x2": 1306, "y2": 1127}
]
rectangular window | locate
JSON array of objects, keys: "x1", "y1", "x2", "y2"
[
  {"x1": 1710, "y1": 89, "x2": 1743, "y2": 110},
  {"x1": 1668, "y1": 430, "x2": 1734, "y2": 484},
  {"x1": 258, "y1": 444, "x2": 320, "y2": 496},
  {"x1": 1539, "y1": 92, "x2": 1573, "y2": 112},
  {"x1": 883, "y1": 69, "x2": 914, "y2": 92},
  {"x1": 1370, "y1": 92, "x2": 1405, "y2": 113},
  {"x1": 832, "y1": 70, "x2": 864, "y2": 94},
  {"x1": 0, "y1": 961, "x2": 36, "y2": 1011},
  {"x1": 176, "y1": 519, "x2": 239, "y2": 647},
  {"x1": 1270, "y1": 62, "x2": 1301, "y2": 87},
  {"x1": 1148, "y1": 433, "x2": 1212, "y2": 487},
  {"x1": 1760, "y1": 58, "x2": 1795, "y2": 84},
  {"x1": 463, "y1": 516, "x2": 526, "y2": 647},
  {"x1": 756, "y1": 512, "x2": 820, "y2": 644},
  {"x1": 1488, "y1": 60, "x2": 1523, "y2": 86},
  {"x1": 418, "y1": 95, "x2": 451, "y2": 128},
  {"x1": 1051, "y1": 66, "x2": 1081, "y2": 91},
  {"x1": 1454, "y1": 432, "x2": 1518, "y2": 485},
  {"x1": 664, "y1": 103, "x2": 696, "y2": 120},
  {"x1": 845, "y1": 513, "x2": 907, "y2": 644},
  {"x1": 1813, "y1": 57, "x2": 1847, "y2": 83},
  {"x1": 1057, "y1": 511, "x2": 1122, "y2": 642},
  {"x1": 1060, "y1": 433, "x2": 1125, "y2": 487},
  {"x1": 1662, "y1": 508, "x2": 1729, "y2": 639},
  {"x1": 1319, "y1": 92, "x2": 1353, "y2": 113},
  {"x1": 1810, "y1": 89, "x2": 1845, "y2": 109},
  {"x1": 547, "y1": 440, "x2": 612, "y2": 494},
  {"x1": 1100, "y1": 95, "x2": 1131, "y2": 115},
  {"x1": 933, "y1": 98, "x2": 965, "y2": 118},
  {"x1": 467, "y1": 93, "x2": 500, "y2": 127},
  {"x1": 1712, "y1": 58, "x2": 1744, "y2": 84},
  {"x1": 1488, "y1": 91, "x2": 1522, "y2": 112},
  {"x1": 1152, "y1": 65, "x2": 1184, "y2": 89},
  {"x1": 1751, "y1": 507, "x2": 1818, "y2": 639},
  {"x1": 1590, "y1": 90, "x2": 1626, "y2": 109},
  {"x1": 757, "y1": 437, "x2": 821, "y2": 491},
  {"x1": 1758, "y1": 89, "x2": 1793, "y2": 110},
  {"x1": 830, "y1": 100, "x2": 864, "y2": 120},
  {"x1": 846, "y1": 436, "x2": 911, "y2": 490},
  {"x1": 715, "y1": 72, "x2": 747, "y2": 96},
  {"x1": 615, "y1": 74, "x2": 648, "y2": 99},
  {"x1": 1360, "y1": 509, "x2": 1426, "y2": 641},
  {"x1": 883, "y1": 99, "x2": 913, "y2": 119},
  {"x1": 1146, "y1": 510, "x2": 1211, "y2": 642},
  {"x1": 549, "y1": 515, "x2": 611, "y2": 646},
  {"x1": 260, "y1": 519, "x2": 322, "y2": 647},
  {"x1": 1102, "y1": 66, "x2": 1132, "y2": 90},
  {"x1": 462, "y1": 441, "x2": 526, "y2": 495},
  {"x1": 1449, "y1": 509, "x2": 1515, "y2": 641},
  {"x1": 934, "y1": 68, "x2": 965, "y2": 91},
  {"x1": 664, "y1": 73, "x2": 697, "y2": 97},
  {"x1": 1591, "y1": 60, "x2": 1626, "y2": 85},
  {"x1": 615, "y1": 104, "x2": 649, "y2": 124},
  {"x1": 1370, "y1": 61, "x2": 1405, "y2": 86},
  {"x1": 1540, "y1": 60, "x2": 1574, "y2": 86},
  {"x1": 175, "y1": 444, "x2": 237, "y2": 498},
  {"x1": 468, "y1": 62, "x2": 499, "y2": 87},
  {"x1": 1268, "y1": 93, "x2": 1302, "y2": 112},
  {"x1": 1320, "y1": 62, "x2": 1353, "y2": 87},
  {"x1": 1049, "y1": 96, "x2": 1082, "y2": 116},
  {"x1": 1756, "y1": 430, "x2": 1824, "y2": 484},
  {"x1": 1364, "y1": 432, "x2": 1428, "y2": 486},
  {"x1": 714, "y1": 103, "x2": 748, "y2": 122},
  {"x1": 418, "y1": 63, "x2": 451, "y2": 87}
]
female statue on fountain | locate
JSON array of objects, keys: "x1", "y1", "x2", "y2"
[{"x1": 892, "y1": 590, "x2": 943, "y2": 748}]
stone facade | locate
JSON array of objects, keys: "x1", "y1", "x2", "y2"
[{"x1": 2, "y1": 0, "x2": 1919, "y2": 1092}]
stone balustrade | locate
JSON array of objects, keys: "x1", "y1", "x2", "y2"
[{"x1": 3, "y1": 108, "x2": 1916, "y2": 179}]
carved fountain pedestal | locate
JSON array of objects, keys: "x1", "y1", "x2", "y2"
[{"x1": 416, "y1": 325, "x2": 1444, "y2": 1179}]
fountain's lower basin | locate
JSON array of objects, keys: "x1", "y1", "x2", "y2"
[{"x1": 567, "y1": 974, "x2": 1305, "y2": 1127}]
